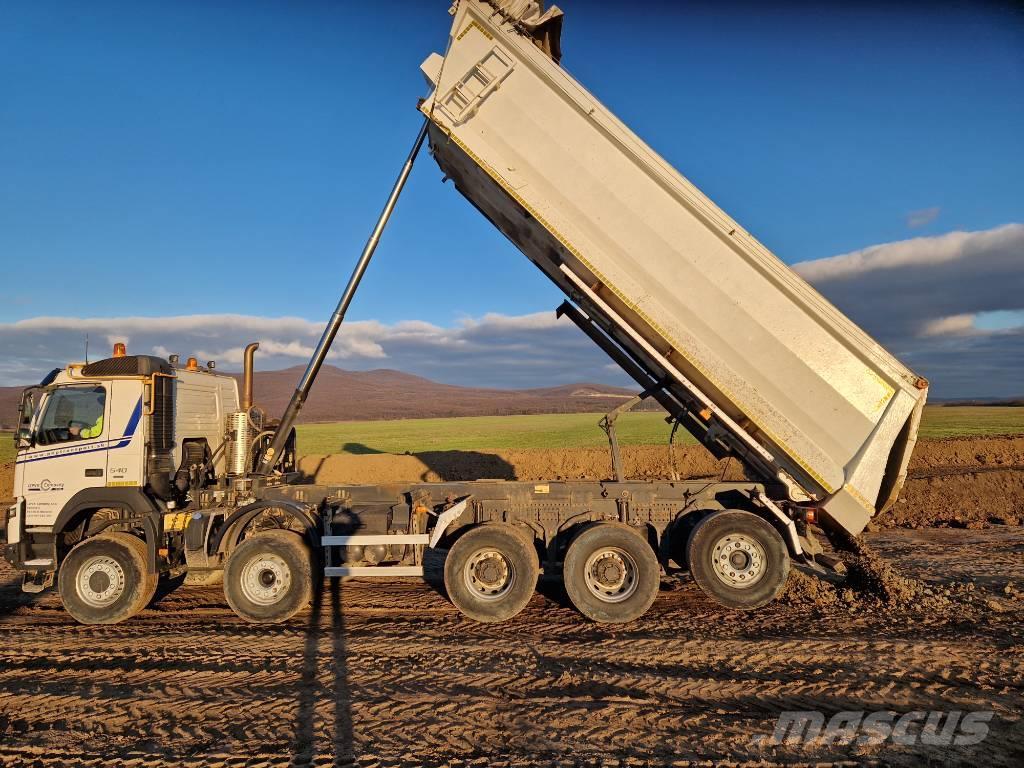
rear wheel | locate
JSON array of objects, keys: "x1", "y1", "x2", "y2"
[
  {"x1": 686, "y1": 510, "x2": 790, "y2": 610},
  {"x1": 58, "y1": 532, "x2": 157, "y2": 624},
  {"x1": 563, "y1": 523, "x2": 660, "y2": 624},
  {"x1": 443, "y1": 524, "x2": 539, "y2": 622},
  {"x1": 224, "y1": 530, "x2": 313, "y2": 623}
]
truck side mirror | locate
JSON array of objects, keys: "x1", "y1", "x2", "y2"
[{"x1": 16, "y1": 387, "x2": 38, "y2": 449}]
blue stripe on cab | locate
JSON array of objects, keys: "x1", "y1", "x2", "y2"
[{"x1": 14, "y1": 396, "x2": 144, "y2": 465}]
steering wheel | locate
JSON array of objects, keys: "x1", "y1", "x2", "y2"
[{"x1": 42, "y1": 427, "x2": 70, "y2": 444}]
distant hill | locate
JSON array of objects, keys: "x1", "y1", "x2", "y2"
[
  {"x1": 932, "y1": 397, "x2": 1024, "y2": 407},
  {"x1": 0, "y1": 365, "x2": 644, "y2": 428}
]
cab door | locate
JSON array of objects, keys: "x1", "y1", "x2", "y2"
[
  {"x1": 19, "y1": 383, "x2": 113, "y2": 528},
  {"x1": 103, "y1": 380, "x2": 146, "y2": 489}
]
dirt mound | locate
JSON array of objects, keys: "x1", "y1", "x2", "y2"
[
  {"x1": 844, "y1": 548, "x2": 940, "y2": 607},
  {"x1": 907, "y1": 435, "x2": 1024, "y2": 471},
  {"x1": 781, "y1": 568, "x2": 842, "y2": 608},
  {"x1": 300, "y1": 436, "x2": 1023, "y2": 531},
  {"x1": 299, "y1": 444, "x2": 749, "y2": 485},
  {"x1": 784, "y1": 542, "x2": 986, "y2": 614},
  {"x1": 888, "y1": 468, "x2": 1023, "y2": 529}
]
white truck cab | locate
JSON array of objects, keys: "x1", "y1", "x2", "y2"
[{"x1": 3, "y1": 347, "x2": 239, "y2": 597}]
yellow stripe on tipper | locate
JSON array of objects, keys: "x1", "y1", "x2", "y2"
[
  {"x1": 106, "y1": 480, "x2": 139, "y2": 487},
  {"x1": 845, "y1": 484, "x2": 877, "y2": 514},
  {"x1": 868, "y1": 370, "x2": 896, "y2": 414},
  {"x1": 457, "y1": 20, "x2": 492, "y2": 41}
]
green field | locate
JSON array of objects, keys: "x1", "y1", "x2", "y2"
[
  {"x1": 295, "y1": 405, "x2": 1024, "y2": 456},
  {"x1": 1, "y1": 407, "x2": 1020, "y2": 463}
]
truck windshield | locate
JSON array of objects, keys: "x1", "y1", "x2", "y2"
[{"x1": 36, "y1": 385, "x2": 106, "y2": 445}]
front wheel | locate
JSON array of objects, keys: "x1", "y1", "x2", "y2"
[
  {"x1": 686, "y1": 510, "x2": 790, "y2": 610},
  {"x1": 443, "y1": 524, "x2": 539, "y2": 622},
  {"x1": 563, "y1": 522, "x2": 660, "y2": 624},
  {"x1": 224, "y1": 530, "x2": 313, "y2": 623},
  {"x1": 58, "y1": 532, "x2": 158, "y2": 624}
]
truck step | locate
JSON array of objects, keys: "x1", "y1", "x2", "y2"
[
  {"x1": 22, "y1": 558, "x2": 54, "y2": 568},
  {"x1": 322, "y1": 534, "x2": 430, "y2": 547},
  {"x1": 22, "y1": 570, "x2": 54, "y2": 594},
  {"x1": 324, "y1": 566, "x2": 424, "y2": 578}
]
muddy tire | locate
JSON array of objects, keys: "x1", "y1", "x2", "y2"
[
  {"x1": 443, "y1": 524, "x2": 539, "y2": 622},
  {"x1": 224, "y1": 530, "x2": 313, "y2": 623},
  {"x1": 563, "y1": 523, "x2": 660, "y2": 624},
  {"x1": 58, "y1": 532, "x2": 158, "y2": 624},
  {"x1": 687, "y1": 510, "x2": 790, "y2": 610}
]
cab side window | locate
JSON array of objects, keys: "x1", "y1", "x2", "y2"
[{"x1": 36, "y1": 386, "x2": 106, "y2": 445}]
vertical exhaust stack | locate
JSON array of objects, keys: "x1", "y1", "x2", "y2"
[
  {"x1": 242, "y1": 342, "x2": 259, "y2": 410},
  {"x1": 226, "y1": 342, "x2": 261, "y2": 478}
]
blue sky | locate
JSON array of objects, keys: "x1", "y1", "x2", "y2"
[{"x1": 1, "y1": 1, "x2": 1022, "y2": 396}]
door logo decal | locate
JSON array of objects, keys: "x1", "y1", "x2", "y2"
[{"x1": 27, "y1": 479, "x2": 64, "y2": 492}]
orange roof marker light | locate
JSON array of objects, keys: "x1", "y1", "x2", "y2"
[
  {"x1": 186, "y1": 357, "x2": 199, "y2": 371},
  {"x1": 112, "y1": 342, "x2": 127, "y2": 358}
]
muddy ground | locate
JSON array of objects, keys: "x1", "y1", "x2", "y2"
[
  {"x1": 0, "y1": 437, "x2": 1021, "y2": 766},
  {"x1": 0, "y1": 529, "x2": 1021, "y2": 767}
]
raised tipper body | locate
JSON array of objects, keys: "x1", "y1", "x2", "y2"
[{"x1": 419, "y1": 0, "x2": 928, "y2": 538}]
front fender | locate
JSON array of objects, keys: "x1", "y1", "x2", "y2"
[{"x1": 53, "y1": 487, "x2": 162, "y2": 573}]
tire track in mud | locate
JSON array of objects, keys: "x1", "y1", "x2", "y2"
[{"x1": 0, "y1": 530, "x2": 1022, "y2": 766}]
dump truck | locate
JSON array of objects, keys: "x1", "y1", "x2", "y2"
[{"x1": 1, "y1": 0, "x2": 927, "y2": 626}]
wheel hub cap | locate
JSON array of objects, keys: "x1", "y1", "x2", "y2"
[
  {"x1": 465, "y1": 548, "x2": 514, "y2": 600},
  {"x1": 240, "y1": 554, "x2": 291, "y2": 605},
  {"x1": 711, "y1": 533, "x2": 767, "y2": 589},
  {"x1": 76, "y1": 555, "x2": 126, "y2": 608},
  {"x1": 583, "y1": 547, "x2": 639, "y2": 603}
]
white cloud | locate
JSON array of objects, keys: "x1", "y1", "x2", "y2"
[
  {"x1": 0, "y1": 310, "x2": 627, "y2": 390},
  {"x1": 2, "y1": 224, "x2": 1022, "y2": 398},
  {"x1": 920, "y1": 314, "x2": 979, "y2": 338},
  {"x1": 793, "y1": 223, "x2": 1024, "y2": 398},
  {"x1": 793, "y1": 223, "x2": 1022, "y2": 283}
]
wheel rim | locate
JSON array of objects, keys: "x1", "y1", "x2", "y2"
[
  {"x1": 76, "y1": 555, "x2": 126, "y2": 608},
  {"x1": 240, "y1": 553, "x2": 292, "y2": 605},
  {"x1": 710, "y1": 532, "x2": 767, "y2": 589},
  {"x1": 464, "y1": 547, "x2": 515, "y2": 601},
  {"x1": 583, "y1": 547, "x2": 639, "y2": 603}
]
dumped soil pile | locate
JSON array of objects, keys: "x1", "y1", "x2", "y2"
[
  {"x1": 783, "y1": 536, "x2": 1012, "y2": 615},
  {"x1": 782, "y1": 568, "x2": 844, "y2": 608},
  {"x1": 782, "y1": 553, "x2": 957, "y2": 613},
  {"x1": 301, "y1": 435, "x2": 1023, "y2": 530}
]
